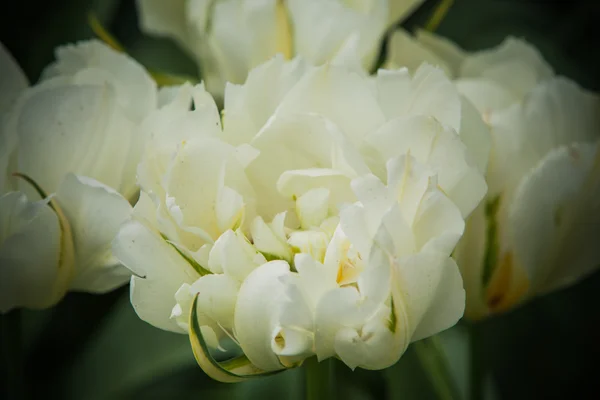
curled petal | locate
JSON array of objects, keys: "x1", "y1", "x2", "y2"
[{"x1": 234, "y1": 260, "x2": 292, "y2": 371}]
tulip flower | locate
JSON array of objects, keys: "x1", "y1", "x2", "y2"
[
  {"x1": 454, "y1": 77, "x2": 600, "y2": 319},
  {"x1": 113, "y1": 55, "x2": 490, "y2": 380},
  {"x1": 385, "y1": 29, "x2": 600, "y2": 319},
  {"x1": 0, "y1": 40, "x2": 158, "y2": 312},
  {"x1": 135, "y1": 0, "x2": 426, "y2": 98}
]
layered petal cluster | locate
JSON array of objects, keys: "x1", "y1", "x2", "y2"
[
  {"x1": 113, "y1": 55, "x2": 489, "y2": 378},
  {"x1": 387, "y1": 30, "x2": 554, "y2": 117},
  {"x1": 387, "y1": 29, "x2": 600, "y2": 319},
  {"x1": 136, "y1": 0, "x2": 425, "y2": 98},
  {"x1": 0, "y1": 40, "x2": 158, "y2": 312}
]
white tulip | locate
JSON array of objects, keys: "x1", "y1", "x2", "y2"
[
  {"x1": 453, "y1": 77, "x2": 600, "y2": 320},
  {"x1": 136, "y1": 0, "x2": 426, "y2": 98},
  {"x1": 113, "y1": 55, "x2": 488, "y2": 380},
  {"x1": 0, "y1": 40, "x2": 157, "y2": 312},
  {"x1": 386, "y1": 29, "x2": 600, "y2": 319}
]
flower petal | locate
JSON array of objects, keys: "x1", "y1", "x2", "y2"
[
  {"x1": 234, "y1": 260, "x2": 292, "y2": 371},
  {"x1": 509, "y1": 142, "x2": 600, "y2": 294},
  {"x1": 222, "y1": 55, "x2": 308, "y2": 145},
  {"x1": 55, "y1": 174, "x2": 132, "y2": 293},
  {"x1": 413, "y1": 29, "x2": 466, "y2": 76},
  {"x1": 41, "y1": 40, "x2": 157, "y2": 121},
  {"x1": 209, "y1": 229, "x2": 266, "y2": 282},
  {"x1": 112, "y1": 220, "x2": 199, "y2": 332},
  {"x1": 460, "y1": 37, "x2": 553, "y2": 98},
  {"x1": 192, "y1": 274, "x2": 240, "y2": 330},
  {"x1": 10, "y1": 79, "x2": 140, "y2": 199},
  {"x1": 386, "y1": 29, "x2": 452, "y2": 76},
  {"x1": 365, "y1": 115, "x2": 487, "y2": 217},
  {"x1": 374, "y1": 65, "x2": 460, "y2": 132},
  {"x1": 136, "y1": 0, "x2": 191, "y2": 51},
  {"x1": 413, "y1": 189, "x2": 465, "y2": 256},
  {"x1": 296, "y1": 188, "x2": 330, "y2": 229},
  {"x1": 275, "y1": 64, "x2": 385, "y2": 145},
  {"x1": 394, "y1": 252, "x2": 465, "y2": 341},
  {"x1": 250, "y1": 215, "x2": 292, "y2": 262},
  {"x1": 0, "y1": 192, "x2": 61, "y2": 312}
]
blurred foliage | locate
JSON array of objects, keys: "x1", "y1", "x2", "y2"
[{"x1": 1, "y1": 0, "x2": 600, "y2": 399}]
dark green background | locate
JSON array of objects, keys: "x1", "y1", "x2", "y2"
[{"x1": 1, "y1": 0, "x2": 599, "y2": 398}]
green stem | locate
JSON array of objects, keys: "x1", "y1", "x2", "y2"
[
  {"x1": 469, "y1": 323, "x2": 484, "y2": 400},
  {"x1": 1, "y1": 310, "x2": 23, "y2": 399},
  {"x1": 414, "y1": 336, "x2": 461, "y2": 400},
  {"x1": 304, "y1": 357, "x2": 335, "y2": 400}
]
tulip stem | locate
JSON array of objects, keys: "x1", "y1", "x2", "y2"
[
  {"x1": 304, "y1": 357, "x2": 335, "y2": 400},
  {"x1": 1, "y1": 310, "x2": 23, "y2": 399},
  {"x1": 469, "y1": 323, "x2": 485, "y2": 400},
  {"x1": 414, "y1": 336, "x2": 461, "y2": 400}
]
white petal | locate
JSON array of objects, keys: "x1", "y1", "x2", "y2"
[
  {"x1": 457, "y1": 95, "x2": 492, "y2": 173},
  {"x1": 394, "y1": 252, "x2": 465, "y2": 341},
  {"x1": 216, "y1": 185, "x2": 245, "y2": 232},
  {"x1": 131, "y1": 191, "x2": 159, "y2": 231},
  {"x1": 314, "y1": 286, "x2": 369, "y2": 360},
  {"x1": 509, "y1": 142, "x2": 600, "y2": 294},
  {"x1": 351, "y1": 173, "x2": 394, "y2": 235},
  {"x1": 293, "y1": 253, "x2": 338, "y2": 311},
  {"x1": 162, "y1": 137, "x2": 238, "y2": 244},
  {"x1": 386, "y1": 30, "x2": 452, "y2": 76},
  {"x1": 339, "y1": 203, "x2": 373, "y2": 258},
  {"x1": 136, "y1": 0, "x2": 192, "y2": 51},
  {"x1": 222, "y1": 55, "x2": 308, "y2": 145},
  {"x1": 250, "y1": 215, "x2": 292, "y2": 261},
  {"x1": 246, "y1": 112, "x2": 341, "y2": 219},
  {"x1": 234, "y1": 260, "x2": 292, "y2": 371},
  {"x1": 277, "y1": 168, "x2": 356, "y2": 212},
  {"x1": 460, "y1": 37, "x2": 554, "y2": 97},
  {"x1": 385, "y1": 154, "x2": 434, "y2": 226},
  {"x1": 210, "y1": 230, "x2": 265, "y2": 282},
  {"x1": 55, "y1": 174, "x2": 132, "y2": 293},
  {"x1": 205, "y1": 0, "x2": 293, "y2": 93},
  {"x1": 366, "y1": 115, "x2": 487, "y2": 217},
  {"x1": 271, "y1": 325, "x2": 313, "y2": 363},
  {"x1": 288, "y1": 0, "x2": 387, "y2": 70},
  {"x1": 171, "y1": 282, "x2": 224, "y2": 348},
  {"x1": 375, "y1": 65, "x2": 460, "y2": 132},
  {"x1": 333, "y1": 305, "x2": 401, "y2": 370},
  {"x1": 490, "y1": 77, "x2": 600, "y2": 186},
  {"x1": 413, "y1": 189, "x2": 465, "y2": 256},
  {"x1": 112, "y1": 220, "x2": 199, "y2": 332},
  {"x1": 192, "y1": 274, "x2": 240, "y2": 330},
  {"x1": 275, "y1": 64, "x2": 385, "y2": 145},
  {"x1": 296, "y1": 188, "x2": 330, "y2": 229},
  {"x1": 455, "y1": 79, "x2": 518, "y2": 115},
  {"x1": 42, "y1": 40, "x2": 157, "y2": 121},
  {"x1": 287, "y1": 230, "x2": 330, "y2": 263},
  {"x1": 413, "y1": 29, "x2": 466, "y2": 76},
  {"x1": 138, "y1": 83, "x2": 220, "y2": 198},
  {"x1": 0, "y1": 192, "x2": 61, "y2": 312},
  {"x1": 10, "y1": 79, "x2": 140, "y2": 199}
]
